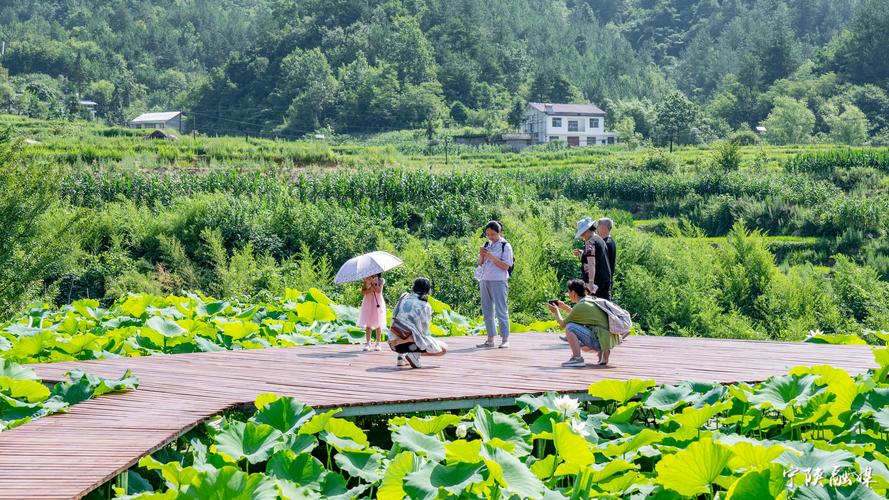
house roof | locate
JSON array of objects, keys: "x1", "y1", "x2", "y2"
[
  {"x1": 78, "y1": 100, "x2": 98, "y2": 106},
  {"x1": 528, "y1": 102, "x2": 605, "y2": 116},
  {"x1": 131, "y1": 111, "x2": 182, "y2": 123}
]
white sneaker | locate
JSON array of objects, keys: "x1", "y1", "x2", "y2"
[
  {"x1": 561, "y1": 356, "x2": 586, "y2": 368},
  {"x1": 498, "y1": 340, "x2": 510, "y2": 348},
  {"x1": 362, "y1": 343, "x2": 370, "y2": 351},
  {"x1": 405, "y1": 352, "x2": 422, "y2": 368},
  {"x1": 396, "y1": 355, "x2": 406, "y2": 367},
  {"x1": 476, "y1": 339, "x2": 496, "y2": 348},
  {"x1": 374, "y1": 343, "x2": 382, "y2": 352}
]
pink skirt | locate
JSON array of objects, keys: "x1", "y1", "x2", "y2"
[{"x1": 358, "y1": 292, "x2": 386, "y2": 329}]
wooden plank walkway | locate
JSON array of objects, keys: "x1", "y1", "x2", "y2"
[{"x1": 0, "y1": 334, "x2": 877, "y2": 499}]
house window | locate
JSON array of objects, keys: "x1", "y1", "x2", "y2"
[
  {"x1": 586, "y1": 137, "x2": 595, "y2": 146},
  {"x1": 567, "y1": 120, "x2": 579, "y2": 132},
  {"x1": 548, "y1": 136, "x2": 559, "y2": 142},
  {"x1": 552, "y1": 117, "x2": 562, "y2": 127},
  {"x1": 589, "y1": 118, "x2": 599, "y2": 128},
  {"x1": 607, "y1": 136, "x2": 615, "y2": 145}
]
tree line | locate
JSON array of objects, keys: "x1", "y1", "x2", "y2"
[{"x1": 2, "y1": 0, "x2": 888, "y2": 146}]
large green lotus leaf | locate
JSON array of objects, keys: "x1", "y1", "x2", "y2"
[
  {"x1": 305, "y1": 288, "x2": 333, "y2": 305},
  {"x1": 777, "y1": 444, "x2": 854, "y2": 475},
  {"x1": 851, "y1": 387, "x2": 889, "y2": 415},
  {"x1": 483, "y1": 444, "x2": 546, "y2": 499},
  {"x1": 403, "y1": 462, "x2": 438, "y2": 500},
  {"x1": 445, "y1": 439, "x2": 483, "y2": 464},
  {"x1": 180, "y1": 466, "x2": 278, "y2": 500},
  {"x1": 274, "y1": 433, "x2": 318, "y2": 457},
  {"x1": 428, "y1": 462, "x2": 485, "y2": 495},
  {"x1": 334, "y1": 450, "x2": 384, "y2": 483},
  {"x1": 602, "y1": 428, "x2": 664, "y2": 458},
  {"x1": 607, "y1": 401, "x2": 642, "y2": 424},
  {"x1": 139, "y1": 455, "x2": 199, "y2": 490},
  {"x1": 320, "y1": 417, "x2": 369, "y2": 451},
  {"x1": 0, "y1": 359, "x2": 37, "y2": 380},
  {"x1": 789, "y1": 365, "x2": 857, "y2": 416},
  {"x1": 725, "y1": 464, "x2": 788, "y2": 500},
  {"x1": 405, "y1": 414, "x2": 462, "y2": 434},
  {"x1": 666, "y1": 401, "x2": 732, "y2": 440},
  {"x1": 427, "y1": 296, "x2": 450, "y2": 314},
  {"x1": 50, "y1": 333, "x2": 104, "y2": 356},
  {"x1": 265, "y1": 450, "x2": 324, "y2": 486},
  {"x1": 644, "y1": 384, "x2": 695, "y2": 411},
  {"x1": 0, "y1": 376, "x2": 50, "y2": 403},
  {"x1": 794, "y1": 483, "x2": 884, "y2": 500},
  {"x1": 727, "y1": 442, "x2": 788, "y2": 472},
  {"x1": 196, "y1": 301, "x2": 230, "y2": 318},
  {"x1": 588, "y1": 379, "x2": 655, "y2": 404},
  {"x1": 392, "y1": 424, "x2": 446, "y2": 462},
  {"x1": 321, "y1": 471, "x2": 371, "y2": 500},
  {"x1": 145, "y1": 316, "x2": 187, "y2": 337},
  {"x1": 748, "y1": 374, "x2": 823, "y2": 411},
  {"x1": 216, "y1": 321, "x2": 259, "y2": 340},
  {"x1": 874, "y1": 348, "x2": 889, "y2": 384},
  {"x1": 530, "y1": 455, "x2": 558, "y2": 481},
  {"x1": 295, "y1": 301, "x2": 337, "y2": 323},
  {"x1": 553, "y1": 422, "x2": 594, "y2": 466},
  {"x1": 472, "y1": 406, "x2": 532, "y2": 457},
  {"x1": 251, "y1": 397, "x2": 314, "y2": 434},
  {"x1": 119, "y1": 294, "x2": 155, "y2": 318},
  {"x1": 297, "y1": 408, "x2": 341, "y2": 435},
  {"x1": 378, "y1": 451, "x2": 421, "y2": 500},
  {"x1": 0, "y1": 392, "x2": 43, "y2": 422},
  {"x1": 214, "y1": 421, "x2": 283, "y2": 464},
  {"x1": 655, "y1": 437, "x2": 734, "y2": 497}
]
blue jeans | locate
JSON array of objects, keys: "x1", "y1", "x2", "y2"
[
  {"x1": 480, "y1": 280, "x2": 509, "y2": 339},
  {"x1": 566, "y1": 323, "x2": 600, "y2": 350}
]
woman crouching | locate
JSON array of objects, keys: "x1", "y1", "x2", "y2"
[{"x1": 388, "y1": 278, "x2": 448, "y2": 368}]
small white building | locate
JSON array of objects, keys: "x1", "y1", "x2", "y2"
[
  {"x1": 521, "y1": 102, "x2": 616, "y2": 146},
  {"x1": 130, "y1": 111, "x2": 182, "y2": 132}
]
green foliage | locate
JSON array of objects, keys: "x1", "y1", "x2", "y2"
[
  {"x1": 0, "y1": 358, "x2": 137, "y2": 431},
  {"x1": 763, "y1": 97, "x2": 816, "y2": 145}
]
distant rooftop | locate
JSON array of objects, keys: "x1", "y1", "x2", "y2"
[
  {"x1": 78, "y1": 100, "x2": 98, "y2": 106},
  {"x1": 131, "y1": 111, "x2": 181, "y2": 123},
  {"x1": 529, "y1": 102, "x2": 605, "y2": 116}
]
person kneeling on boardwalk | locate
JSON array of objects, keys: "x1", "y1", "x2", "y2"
[
  {"x1": 388, "y1": 278, "x2": 448, "y2": 369},
  {"x1": 547, "y1": 279, "x2": 620, "y2": 368}
]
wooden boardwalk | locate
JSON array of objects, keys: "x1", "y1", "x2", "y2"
[{"x1": 0, "y1": 334, "x2": 877, "y2": 499}]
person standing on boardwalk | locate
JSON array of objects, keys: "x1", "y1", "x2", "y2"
[
  {"x1": 358, "y1": 274, "x2": 386, "y2": 351},
  {"x1": 597, "y1": 217, "x2": 617, "y2": 288},
  {"x1": 573, "y1": 217, "x2": 612, "y2": 300},
  {"x1": 475, "y1": 221, "x2": 514, "y2": 349}
]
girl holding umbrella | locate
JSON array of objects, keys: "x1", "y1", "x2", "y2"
[{"x1": 335, "y1": 251, "x2": 404, "y2": 352}]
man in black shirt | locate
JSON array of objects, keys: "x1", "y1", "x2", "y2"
[
  {"x1": 573, "y1": 217, "x2": 613, "y2": 300},
  {"x1": 597, "y1": 218, "x2": 617, "y2": 277}
]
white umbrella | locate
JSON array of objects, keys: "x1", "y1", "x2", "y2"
[{"x1": 334, "y1": 251, "x2": 403, "y2": 285}]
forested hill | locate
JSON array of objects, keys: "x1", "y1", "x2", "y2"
[{"x1": 2, "y1": 0, "x2": 889, "y2": 145}]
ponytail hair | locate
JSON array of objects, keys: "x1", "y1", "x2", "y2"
[{"x1": 412, "y1": 277, "x2": 432, "y2": 301}]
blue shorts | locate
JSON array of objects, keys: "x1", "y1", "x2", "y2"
[{"x1": 566, "y1": 323, "x2": 600, "y2": 350}]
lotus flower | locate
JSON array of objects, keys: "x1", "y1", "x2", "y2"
[
  {"x1": 456, "y1": 423, "x2": 468, "y2": 439},
  {"x1": 569, "y1": 418, "x2": 590, "y2": 437},
  {"x1": 553, "y1": 395, "x2": 580, "y2": 416}
]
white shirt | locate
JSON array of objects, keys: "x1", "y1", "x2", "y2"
[{"x1": 474, "y1": 237, "x2": 514, "y2": 281}]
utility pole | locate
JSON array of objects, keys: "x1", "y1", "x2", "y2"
[{"x1": 444, "y1": 119, "x2": 450, "y2": 167}]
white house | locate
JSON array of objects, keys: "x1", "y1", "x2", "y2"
[
  {"x1": 521, "y1": 102, "x2": 617, "y2": 146},
  {"x1": 130, "y1": 111, "x2": 183, "y2": 132}
]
